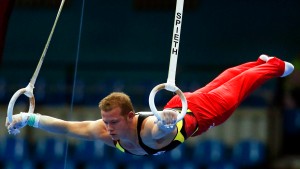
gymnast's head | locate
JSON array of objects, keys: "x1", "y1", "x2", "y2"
[{"x1": 99, "y1": 92, "x2": 135, "y2": 117}]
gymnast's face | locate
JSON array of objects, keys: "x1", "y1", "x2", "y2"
[{"x1": 101, "y1": 107, "x2": 131, "y2": 140}]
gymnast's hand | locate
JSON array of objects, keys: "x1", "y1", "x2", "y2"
[
  {"x1": 5, "y1": 112, "x2": 29, "y2": 135},
  {"x1": 156, "y1": 109, "x2": 179, "y2": 129}
]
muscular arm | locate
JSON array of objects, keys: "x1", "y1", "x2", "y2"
[
  {"x1": 7, "y1": 113, "x2": 114, "y2": 146},
  {"x1": 38, "y1": 115, "x2": 101, "y2": 139}
]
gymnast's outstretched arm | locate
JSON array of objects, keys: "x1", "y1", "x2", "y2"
[{"x1": 5, "y1": 112, "x2": 114, "y2": 146}]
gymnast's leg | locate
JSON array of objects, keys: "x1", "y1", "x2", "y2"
[
  {"x1": 188, "y1": 56, "x2": 294, "y2": 136},
  {"x1": 165, "y1": 55, "x2": 270, "y2": 110},
  {"x1": 205, "y1": 57, "x2": 289, "y2": 125},
  {"x1": 195, "y1": 55, "x2": 268, "y2": 93}
]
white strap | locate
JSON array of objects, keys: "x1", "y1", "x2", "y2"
[
  {"x1": 167, "y1": 0, "x2": 184, "y2": 85},
  {"x1": 7, "y1": 0, "x2": 65, "y2": 125},
  {"x1": 149, "y1": 0, "x2": 187, "y2": 125}
]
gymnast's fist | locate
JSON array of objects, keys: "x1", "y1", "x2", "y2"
[
  {"x1": 157, "y1": 109, "x2": 179, "y2": 129},
  {"x1": 5, "y1": 112, "x2": 30, "y2": 135}
]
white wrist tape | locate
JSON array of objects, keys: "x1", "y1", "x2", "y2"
[{"x1": 21, "y1": 112, "x2": 41, "y2": 128}]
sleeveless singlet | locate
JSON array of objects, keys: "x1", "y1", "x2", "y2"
[{"x1": 113, "y1": 114, "x2": 189, "y2": 155}]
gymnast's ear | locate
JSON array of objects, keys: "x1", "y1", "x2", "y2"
[{"x1": 127, "y1": 111, "x2": 135, "y2": 120}]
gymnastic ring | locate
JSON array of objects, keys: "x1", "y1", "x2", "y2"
[
  {"x1": 149, "y1": 83, "x2": 187, "y2": 122},
  {"x1": 7, "y1": 83, "x2": 35, "y2": 123}
]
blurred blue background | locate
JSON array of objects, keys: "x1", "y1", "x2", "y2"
[{"x1": 0, "y1": 0, "x2": 300, "y2": 169}]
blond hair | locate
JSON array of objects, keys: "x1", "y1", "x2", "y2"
[{"x1": 99, "y1": 92, "x2": 134, "y2": 116}]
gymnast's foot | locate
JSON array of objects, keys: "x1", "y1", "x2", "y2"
[
  {"x1": 259, "y1": 54, "x2": 269, "y2": 62},
  {"x1": 259, "y1": 54, "x2": 274, "y2": 62},
  {"x1": 259, "y1": 54, "x2": 294, "y2": 77},
  {"x1": 281, "y1": 61, "x2": 294, "y2": 77}
]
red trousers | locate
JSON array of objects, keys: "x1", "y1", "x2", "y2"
[{"x1": 164, "y1": 57, "x2": 285, "y2": 137}]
